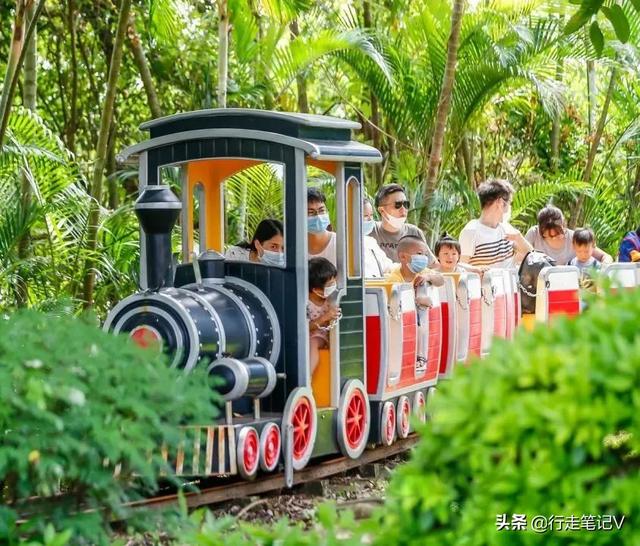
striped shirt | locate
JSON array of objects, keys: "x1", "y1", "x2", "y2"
[{"x1": 459, "y1": 219, "x2": 515, "y2": 269}]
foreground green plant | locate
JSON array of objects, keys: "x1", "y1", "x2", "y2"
[{"x1": 0, "y1": 310, "x2": 219, "y2": 545}]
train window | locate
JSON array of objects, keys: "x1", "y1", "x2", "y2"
[
  {"x1": 223, "y1": 162, "x2": 286, "y2": 267},
  {"x1": 345, "y1": 176, "x2": 362, "y2": 278},
  {"x1": 158, "y1": 164, "x2": 185, "y2": 259},
  {"x1": 192, "y1": 183, "x2": 205, "y2": 254}
]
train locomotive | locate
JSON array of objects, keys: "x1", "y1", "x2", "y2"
[{"x1": 105, "y1": 108, "x2": 640, "y2": 482}]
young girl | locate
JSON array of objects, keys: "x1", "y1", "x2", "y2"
[
  {"x1": 433, "y1": 233, "x2": 483, "y2": 275},
  {"x1": 308, "y1": 257, "x2": 341, "y2": 375}
]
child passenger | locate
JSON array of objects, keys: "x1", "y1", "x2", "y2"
[
  {"x1": 308, "y1": 257, "x2": 341, "y2": 375},
  {"x1": 569, "y1": 228, "x2": 601, "y2": 291},
  {"x1": 433, "y1": 234, "x2": 462, "y2": 273}
]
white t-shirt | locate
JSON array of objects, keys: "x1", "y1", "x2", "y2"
[
  {"x1": 310, "y1": 231, "x2": 337, "y2": 265},
  {"x1": 364, "y1": 235, "x2": 394, "y2": 277},
  {"x1": 459, "y1": 220, "x2": 515, "y2": 269}
]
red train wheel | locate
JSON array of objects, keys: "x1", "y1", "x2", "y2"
[
  {"x1": 237, "y1": 427, "x2": 259, "y2": 480},
  {"x1": 337, "y1": 380, "x2": 370, "y2": 459},
  {"x1": 282, "y1": 387, "x2": 317, "y2": 471},
  {"x1": 396, "y1": 395, "x2": 411, "y2": 439},
  {"x1": 380, "y1": 401, "x2": 396, "y2": 446},
  {"x1": 259, "y1": 423, "x2": 281, "y2": 472}
]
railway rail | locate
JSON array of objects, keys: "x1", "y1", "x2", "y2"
[{"x1": 129, "y1": 435, "x2": 419, "y2": 512}]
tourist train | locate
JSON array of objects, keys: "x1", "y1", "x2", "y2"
[{"x1": 104, "y1": 109, "x2": 640, "y2": 482}]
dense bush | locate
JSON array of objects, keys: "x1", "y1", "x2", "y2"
[
  {"x1": 380, "y1": 288, "x2": 640, "y2": 545},
  {"x1": 0, "y1": 310, "x2": 218, "y2": 545}
]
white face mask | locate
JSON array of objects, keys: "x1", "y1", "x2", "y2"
[
  {"x1": 322, "y1": 283, "x2": 337, "y2": 298},
  {"x1": 382, "y1": 212, "x2": 407, "y2": 231},
  {"x1": 502, "y1": 206, "x2": 511, "y2": 224}
]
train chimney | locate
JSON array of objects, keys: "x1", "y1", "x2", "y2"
[{"x1": 135, "y1": 185, "x2": 182, "y2": 290}]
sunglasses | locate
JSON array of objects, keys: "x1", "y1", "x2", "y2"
[{"x1": 385, "y1": 200, "x2": 411, "y2": 210}]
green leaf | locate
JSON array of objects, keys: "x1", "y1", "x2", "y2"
[
  {"x1": 601, "y1": 5, "x2": 631, "y2": 43},
  {"x1": 589, "y1": 20, "x2": 604, "y2": 55},
  {"x1": 631, "y1": 0, "x2": 640, "y2": 13},
  {"x1": 564, "y1": 10, "x2": 591, "y2": 35}
]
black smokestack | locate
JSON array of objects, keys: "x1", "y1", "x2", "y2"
[{"x1": 135, "y1": 185, "x2": 181, "y2": 290}]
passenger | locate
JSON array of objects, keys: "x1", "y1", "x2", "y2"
[
  {"x1": 308, "y1": 257, "x2": 341, "y2": 375},
  {"x1": 370, "y1": 184, "x2": 437, "y2": 263},
  {"x1": 307, "y1": 188, "x2": 337, "y2": 265},
  {"x1": 618, "y1": 225, "x2": 640, "y2": 262},
  {"x1": 525, "y1": 205, "x2": 612, "y2": 265},
  {"x1": 386, "y1": 236, "x2": 444, "y2": 309},
  {"x1": 432, "y1": 233, "x2": 482, "y2": 274},
  {"x1": 569, "y1": 228, "x2": 601, "y2": 293},
  {"x1": 225, "y1": 218, "x2": 284, "y2": 266},
  {"x1": 363, "y1": 198, "x2": 394, "y2": 277},
  {"x1": 459, "y1": 178, "x2": 532, "y2": 270}
]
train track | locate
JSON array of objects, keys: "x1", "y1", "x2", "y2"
[{"x1": 130, "y1": 435, "x2": 420, "y2": 512}]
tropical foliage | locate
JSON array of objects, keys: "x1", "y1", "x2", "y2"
[{"x1": 0, "y1": 0, "x2": 639, "y2": 313}]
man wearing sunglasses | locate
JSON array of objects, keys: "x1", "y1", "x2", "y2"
[
  {"x1": 370, "y1": 184, "x2": 437, "y2": 263},
  {"x1": 459, "y1": 178, "x2": 532, "y2": 270}
]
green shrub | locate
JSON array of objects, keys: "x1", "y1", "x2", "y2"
[
  {"x1": 379, "y1": 288, "x2": 640, "y2": 545},
  {"x1": 0, "y1": 310, "x2": 218, "y2": 545}
]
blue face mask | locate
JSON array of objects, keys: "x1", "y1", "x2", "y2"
[
  {"x1": 261, "y1": 249, "x2": 285, "y2": 267},
  {"x1": 308, "y1": 214, "x2": 330, "y2": 234},
  {"x1": 363, "y1": 219, "x2": 375, "y2": 236},
  {"x1": 408, "y1": 254, "x2": 429, "y2": 274}
]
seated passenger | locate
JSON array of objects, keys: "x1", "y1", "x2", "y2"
[
  {"x1": 363, "y1": 198, "x2": 394, "y2": 277},
  {"x1": 225, "y1": 218, "x2": 284, "y2": 266},
  {"x1": 308, "y1": 188, "x2": 336, "y2": 265},
  {"x1": 569, "y1": 228, "x2": 601, "y2": 292},
  {"x1": 386, "y1": 236, "x2": 444, "y2": 308},
  {"x1": 432, "y1": 233, "x2": 481, "y2": 274},
  {"x1": 618, "y1": 224, "x2": 640, "y2": 262},
  {"x1": 308, "y1": 257, "x2": 341, "y2": 375}
]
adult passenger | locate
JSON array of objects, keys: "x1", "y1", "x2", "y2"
[
  {"x1": 370, "y1": 184, "x2": 436, "y2": 264},
  {"x1": 363, "y1": 198, "x2": 394, "y2": 277},
  {"x1": 618, "y1": 225, "x2": 640, "y2": 262},
  {"x1": 459, "y1": 178, "x2": 532, "y2": 269},
  {"x1": 307, "y1": 187, "x2": 337, "y2": 265},
  {"x1": 225, "y1": 218, "x2": 284, "y2": 266},
  {"x1": 525, "y1": 205, "x2": 612, "y2": 265}
]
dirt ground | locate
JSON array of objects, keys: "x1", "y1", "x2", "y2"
[{"x1": 209, "y1": 455, "x2": 405, "y2": 527}]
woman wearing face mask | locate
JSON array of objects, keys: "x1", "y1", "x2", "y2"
[
  {"x1": 308, "y1": 257, "x2": 341, "y2": 375},
  {"x1": 307, "y1": 187, "x2": 337, "y2": 265},
  {"x1": 225, "y1": 218, "x2": 285, "y2": 267},
  {"x1": 363, "y1": 198, "x2": 394, "y2": 277}
]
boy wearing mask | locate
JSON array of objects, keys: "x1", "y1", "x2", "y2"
[{"x1": 385, "y1": 236, "x2": 444, "y2": 290}]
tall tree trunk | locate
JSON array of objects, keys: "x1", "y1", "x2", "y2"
[
  {"x1": 15, "y1": 0, "x2": 38, "y2": 308},
  {"x1": 363, "y1": 0, "x2": 382, "y2": 186},
  {"x1": 460, "y1": 133, "x2": 474, "y2": 185},
  {"x1": 289, "y1": 19, "x2": 309, "y2": 113},
  {"x1": 479, "y1": 136, "x2": 486, "y2": 185},
  {"x1": 586, "y1": 60, "x2": 597, "y2": 135},
  {"x1": 571, "y1": 67, "x2": 617, "y2": 227},
  {"x1": 419, "y1": 0, "x2": 465, "y2": 235},
  {"x1": 550, "y1": 59, "x2": 563, "y2": 172},
  {"x1": 81, "y1": 0, "x2": 132, "y2": 308},
  {"x1": 128, "y1": 14, "x2": 162, "y2": 119},
  {"x1": 66, "y1": 0, "x2": 79, "y2": 153},
  {"x1": 217, "y1": 0, "x2": 229, "y2": 108},
  {"x1": 0, "y1": 0, "x2": 45, "y2": 148}
]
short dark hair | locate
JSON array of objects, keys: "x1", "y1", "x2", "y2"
[
  {"x1": 435, "y1": 233, "x2": 461, "y2": 256},
  {"x1": 537, "y1": 205, "x2": 564, "y2": 234},
  {"x1": 573, "y1": 227, "x2": 595, "y2": 246},
  {"x1": 237, "y1": 218, "x2": 283, "y2": 251},
  {"x1": 477, "y1": 178, "x2": 514, "y2": 209},
  {"x1": 307, "y1": 187, "x2": 326, "y2": 205},
  {"x1": 397, "y1": 235, "x2": 425, "y2": 255},
  {"x1": 375, "y1": 184, "x2": 405, "y2": 208},
  {"x1": 309, "y1": 257, "x2": 337, "y2": 291}
]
